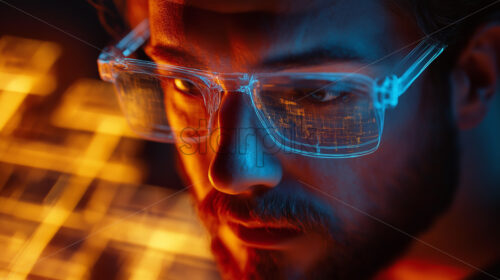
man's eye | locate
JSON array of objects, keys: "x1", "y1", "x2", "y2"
[
  {"x1": 308, "y1": 90, "x2": 351, "y2": 104},
  {"x1": 173, "y1": 78, "x2": 202, "y2": 97}
]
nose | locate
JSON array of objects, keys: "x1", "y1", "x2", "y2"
[{"x1": 208, "y1": 92, "x2": 282, "y2": 195}]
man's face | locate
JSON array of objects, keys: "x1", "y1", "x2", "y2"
[{"x1": 145, "y1": 0, "x2": 459, "y2": 278}]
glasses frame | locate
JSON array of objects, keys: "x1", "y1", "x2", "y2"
[{"x1": 98, "y1": 19, "x2": 446, "y2": 159}]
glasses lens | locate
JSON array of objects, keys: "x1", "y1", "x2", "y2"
[
  {"x1": 113, "y1": 69, "x2": 211, "y2": 142},
  {"x1": 253, "y1": 74, "x2": 382, "y2": 156}
]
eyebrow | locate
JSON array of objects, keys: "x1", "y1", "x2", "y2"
[
  {"x1": 146, "y1": 44, "x2": 206, "y2": 69},
  {"x1": 259, "y1": 45, "x2": 364, "y2": 71},
  {"x1": 146, "y1": 44, "x2": 364, "y2": 71}
]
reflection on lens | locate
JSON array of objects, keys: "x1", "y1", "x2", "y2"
[
  {"x1": 253, "y1": 74, "x2": 382, "y2": 156},
  {"x1": 113, "y1": 70, "x2": 211, "y2": 143}
]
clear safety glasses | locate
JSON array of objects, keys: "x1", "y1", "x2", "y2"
[{"x1": 98, "y1": 20, "x2": 446, "y2": 158}]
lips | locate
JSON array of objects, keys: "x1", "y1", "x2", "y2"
[{"x1": 226, "y1": 220, "x2": 303, "y2": 248}]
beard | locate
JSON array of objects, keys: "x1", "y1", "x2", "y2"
[
  {"x1": 190, "y1": 76, "x2": 460, "y2": 280},
  {"x1": 194, "y1": 130, "x2": 459, "y2": 279}
]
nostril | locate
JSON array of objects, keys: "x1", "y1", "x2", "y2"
[
  {"x1": 208, "y1": 159, "x2": 249, "y2": 195},
  {"x1": 208, "y1": 152, "x2": 282, "y2": 195}
]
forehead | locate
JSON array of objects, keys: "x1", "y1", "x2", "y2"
[{"x1": 147, "y1": 0, "x2": 417, "y2": 72}]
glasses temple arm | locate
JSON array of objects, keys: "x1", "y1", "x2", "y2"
[
  {"x1": 98, "y1": 19, "x2": 150, "y2": 82},
  {"x1": 394, "y1": 38, "x2": 446, "y2": 95},
  {"x1": 115, "y1": 19, "x2": 150, "y2": 57}
]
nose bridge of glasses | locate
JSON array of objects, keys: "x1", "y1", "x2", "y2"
[
  {"x1": 212, "y1": 73, "x2": 253, "y2": 94},
  {"x1": 201, "y1": 73, "x2": 253, "y2": 115}
]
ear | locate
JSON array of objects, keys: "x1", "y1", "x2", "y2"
[{"x1": 451, "y1": 23, "x2": 500, "y2": 130}]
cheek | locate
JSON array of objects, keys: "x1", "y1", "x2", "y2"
[
  {"x1": 278, "y1": 83, "x2": 427, "y2": 227},
  {"x1": 164, "y1": 82, "x2": 217, "y2": 201},
  {"x1": 378, "y1": 78, "x2": 429, "y2": 165},
  {"x1": 167, "y1": 101, "x2": 215, "y2": 201},
  {"x1": 280, "y1": 156, "x2": 372, "y2": 223},
  {"x1": 176, "y1": 140, "x2": 215, "y2": 201},
  {"x1": 280, "y1": 156, "x2": 403, "y2": 235}
]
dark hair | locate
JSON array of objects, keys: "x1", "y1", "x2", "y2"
[
  {"x1": 88, "y1": 0, "x2": 128, "y2": 38},
  {"x1": 90, "y1": 0, "x2": 499, "y2": 55},
  {"x1": 404, "y1": 0, "x2": 499, "y2": 41},
  {"x1": 400, "y1": 0, "x2": 499, "y2": 69},
  {"x1": 91, "y1": 0, "x2": 499, "y2": 39}
]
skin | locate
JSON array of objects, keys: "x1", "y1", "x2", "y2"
[{"x1": 126, "y1": 0, "x2": 500, "y2": 278}]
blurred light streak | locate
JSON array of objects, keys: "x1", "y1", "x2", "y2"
[
  {"x1": 0, "y1": 72, "x2": 57, "y2": 95},
  {"x1": 1, "y1": 75, "x2": 33, "y2": 93},
  {"x1": 51, "y1": 79, "x2": 138, "y2": 138},
  {"x1": 0, "y1": 80, "x2": 31, "y2": 131},
  {"x1": 0, "y1": 36, "x2": 217, "y2": 279},
  {"x1": 0, "y1": 139, "x2": 142, "y2": 183},
  {"x1": 0, "y1": 36, "x2": 60, "y2": 132},
  {"x1": 128, "y1": 207, "x2": 191, "y2": 280},
  {"x1": 0, "y1": 36, "x2": 61, "y2": 73},
  {"x1": 7, "y1": 118, "x2": 124, "y2": 279},
  {"x1": 65, "y1": 182, "x2": 120, "y2": 280},
  {"x1": 0, "y1": 193, "x2": 212, "y2": 258}
]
